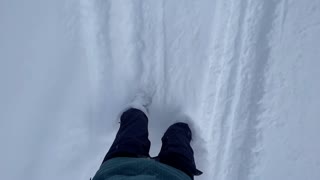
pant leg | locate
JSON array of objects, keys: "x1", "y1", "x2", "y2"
[
  {"x1": 156, "y1": 122, "x2": 203, "y2": 179},
  {"x1": 102, "y1": 108, "x2": 151, "y2": 164}
]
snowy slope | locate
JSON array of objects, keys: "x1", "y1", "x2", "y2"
[{"x1": 1, "y1": 0, "x2": 320, "y2": 180}]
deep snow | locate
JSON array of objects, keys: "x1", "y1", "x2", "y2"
[{"x1": 1, "y1": 0, "x2": 320, "y2": 180}]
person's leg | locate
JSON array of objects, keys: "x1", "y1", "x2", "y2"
[
  {"x1": 156, "y1": 122, "x2": 202, "y2": 179},
  {"x1": 102, "y1": 108, "x2": 151, "y2": 164}
]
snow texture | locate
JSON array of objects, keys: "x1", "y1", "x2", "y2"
[{"x1": 1, "y1": 0, "x2": 320, "y2": 180}]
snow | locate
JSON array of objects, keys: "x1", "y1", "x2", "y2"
[{"x1": 1, "y1": 0, "x2": 320, "y2": 180}]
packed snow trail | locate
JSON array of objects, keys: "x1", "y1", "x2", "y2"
[
  {"x1": 80, "y1": 0, "x2": 320, "y2": 180},
  {"x1": 1, "y1": 0, "x2": 320, "y2": 180},
  {"x1": 78, "y1": 0, "x2": 320, "y2": 179}
]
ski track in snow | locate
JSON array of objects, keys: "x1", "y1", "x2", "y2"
[
  {"x1": 80, "y1": 0, "x2": 272, "y2": 179},
  {"x1": 78, "y1": 0, "x2": 320, "y2": 180}
]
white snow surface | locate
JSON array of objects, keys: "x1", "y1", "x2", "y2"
[{"x1": 1, "y1": 0, "x2": 320, "y2": 180}]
